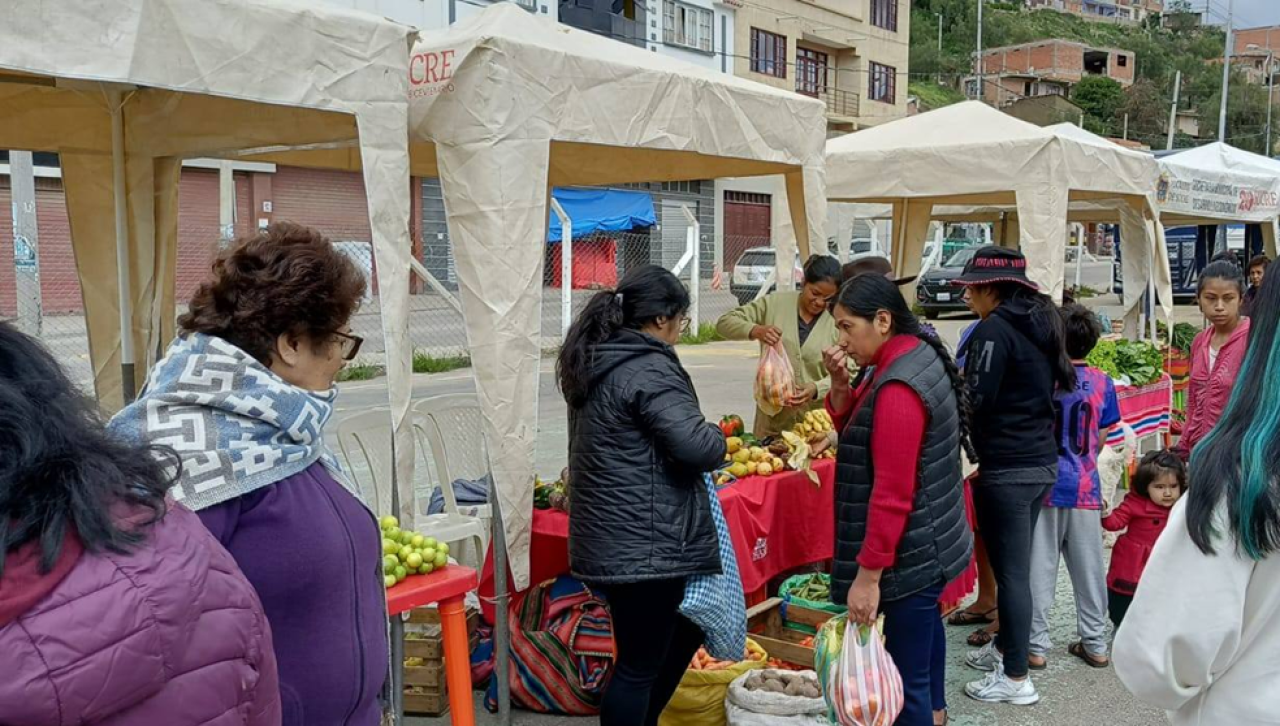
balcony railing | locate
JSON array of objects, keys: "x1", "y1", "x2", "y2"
[{"x1": 803, "y1": 85, "x2": 860, "y2": 119}]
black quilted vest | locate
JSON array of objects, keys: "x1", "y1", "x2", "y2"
[{"x1": 831, "y1": 341, "x2": 973, "y2": 604}]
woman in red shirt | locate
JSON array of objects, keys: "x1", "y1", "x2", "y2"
[{"x1": 823, "y1": 274, "x2": 975, "y2": 726}]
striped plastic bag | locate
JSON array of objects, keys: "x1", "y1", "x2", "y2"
[{"x1": 822, "y1": 616, "x2": 903, "y2": 726}]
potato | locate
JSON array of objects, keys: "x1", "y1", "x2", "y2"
[
  {"x1": 784, "y1": 679, "x2": 805, "y2": 697},
  {"x1": 762, "y1": 678, "x2": 786, "y2": 693},
  {"x1": 801, "y1": 684, "x2": 821, "y2": 699}
]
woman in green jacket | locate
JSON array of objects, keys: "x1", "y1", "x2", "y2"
[{"x1": 717, "y1": 254, "x2": 842, "y2": 437}]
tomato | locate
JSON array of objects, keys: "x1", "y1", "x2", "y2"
[{"x1": 719, "y1": 414, "x2": 744, "y2": 437}]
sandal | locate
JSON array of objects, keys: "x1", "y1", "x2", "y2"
[
  {"x1": 947, "y1": 607, "x2": 997, "y2": 626},
  {"x1": 1028, "y1": 654, "x2": 1048, "y2": 671},
  {"x1": 967, "y1": 627, "x2": 995, "y2": 647},
  {"x1": 1069, "y1": 642, "x2": 1110, "y2": 669}
]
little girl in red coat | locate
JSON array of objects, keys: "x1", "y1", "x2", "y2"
[{"x1": 1102, "y1": 450, "x2": 1187, "y2": 627}]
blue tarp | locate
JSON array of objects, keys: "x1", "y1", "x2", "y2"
[{"x1": 547, "y1": 187, "x2": 655, "y2": 243}]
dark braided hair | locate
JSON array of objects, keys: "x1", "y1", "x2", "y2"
[{"x1": 834, "y1": 274, "x2": 979, "y2": 464}]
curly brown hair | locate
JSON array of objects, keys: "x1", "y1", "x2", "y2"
[{"x1": 179, "y1": 222, "x2": 366, "y2": 365}]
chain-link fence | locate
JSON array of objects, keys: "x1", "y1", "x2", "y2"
[{"x1": 3, "y1": 168, "x2": 792, "y2": 396}]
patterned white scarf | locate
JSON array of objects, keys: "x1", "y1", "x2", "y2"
[{"x1": 109, "y1": 333, "x2": 358, "y2": 511}]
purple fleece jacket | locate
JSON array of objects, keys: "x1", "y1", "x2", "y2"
[{"x1": 199, "y1": 462, "x2": 389, "y2": 726}]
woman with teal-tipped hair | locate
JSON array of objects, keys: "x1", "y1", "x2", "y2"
[{"x1": 1113, "y1": 260, "x2": 1280, "y2": 725}]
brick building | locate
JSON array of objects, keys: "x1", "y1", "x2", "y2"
[
  {"x1": 972, "y1": 40, "x2": 1135, "y2": 107},
  {"x1": 0, "y1": 160, "x2": 381, "y2": 318},
  {"x1": 1026, "y1": 0, "x2": 1163, "y2": 24}
]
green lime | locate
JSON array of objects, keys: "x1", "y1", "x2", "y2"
[
  {"x1": 410, "y1": 534, "x2": 425, "y2": 548},
  {"x1": 384, "y1": 574, "x2": 397, "y2": 588},
  {"x1": 385, "y1": 527, "x2": 402, "y2": 542},
  {"x1": 394, "y1": 565, "x2": 407, "y2": 581},
  {"x1": 405, "y1": 552, "x2": 424, "y2": 569},
  {"x1": 422, "y1": 547, "x2": 436, "y2": 563},
  {"x1": 424, "y1": 537, "x2": 438, "y2": 549},
  {"x1": 383, "y1": 555, "x2": 399, "y2": 571},
  {"x1": 422, "y1": 562, "x2": 435, "y2": 574},
  {"x1": 398, "y1": 545, "x2": 414, "y2": 560},
  {"x1": 380, "y1": 515, "x2": 399, "y2": 530},
  {"x1": 438, "y1": 543, "x2": 450, "y2": 557},
  {"x1": 399, "y1": 531, "x2": 414, "y2": 546},
  {"x1": 433, "y1": 552, "x2": 448, "y2": 568},
  {"x1": 382, "y1": 539, "x2": 399, "y2": 555}
]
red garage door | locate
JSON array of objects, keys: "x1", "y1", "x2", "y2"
[{"x1": 724, "y1": 191, "x2": 771, "y2": 272}]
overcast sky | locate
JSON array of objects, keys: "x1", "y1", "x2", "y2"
[{"x1": 1210, "y1": 0, "x2": 1280, "y2": 29}]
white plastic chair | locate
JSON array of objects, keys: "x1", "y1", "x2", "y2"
[
  {"x1": 413, "y1": 394, "x2": 492, "y2": 566},
  {"x1": 336, "y1": 407, "x2": 486, "y2": 568},
  {"x1": 334, "y1": 409, "x2": 398, "y2": 517}
]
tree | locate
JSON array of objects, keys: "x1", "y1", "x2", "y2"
[
  {"x1": 1072, "y1": 76, "x2": 1125, "y2": 136},
  {"x1": 1116, "y1": 78, "x2": 1171, "y2": 145},
  {"x1": 1198, "y1": 71, "x2": 1271, "y2": 153}
]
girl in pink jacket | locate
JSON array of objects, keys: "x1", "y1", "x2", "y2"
[{"x1": 1174, "y1": 261, "x2": 1250, "y2": 460}]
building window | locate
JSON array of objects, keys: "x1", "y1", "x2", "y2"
[
  {"x1": 870, "y1": 0, "x2": 898, "y2": 32},
  {"x1": 796, "y1": 47, "x2": 829, "y2": 97},
  {"x1": 869, "y1": 61, "x2": 896, "y2": 104},
  {"x1": 1118, "y1": 54, "x2": 1128, "y2": 67},
  {"x1": 662, "y1": 0, "x2": 713, "y2": 52},
  {"x1": 750, "y1": 28, "x2": 787, "y2": 78},
  {"x1": 661, "y1": 180, "x2": 697, "y2": 194}
]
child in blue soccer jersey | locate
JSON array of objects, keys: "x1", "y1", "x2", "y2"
[{"x1": 1027, "y1": 303, "x2": 1121, "y2": 669}]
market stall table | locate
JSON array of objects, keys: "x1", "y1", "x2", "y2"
[
  {"x1": 387, "y1": 566, "x2": 479, "y2": 725},
  {"x1": 478, "y1": 460, "x2": 836, "y2": 623}
]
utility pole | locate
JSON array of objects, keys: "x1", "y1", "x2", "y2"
[
  {"x1": 937, "y1": 13, "x2": 944, "y2": 83},
  {"x1": 1123, "y1": 113, "x2": 1130, "y2": 140},
  {"x1": 8, "y1": 150, "x2": 41, "y2": 336},
  {"x1": 1167, "y1": 69, "x2": 1182, "y2": 150},
  {"x1": 1268, "y1": 51, "x2": 1275, "y2": 156},
  {"x1": 1218, "y1": 0, "x2": 1233, "y2": 141},
  {"x1": 975, "y1": 0, "x2": 984, "y2": 101}
]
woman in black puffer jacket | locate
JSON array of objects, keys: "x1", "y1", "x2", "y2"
[{"x1": 558, "y1": 264, "x2": 726, "y2": 726}]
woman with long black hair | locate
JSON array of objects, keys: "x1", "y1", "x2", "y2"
[
  {"x1": 824, "y1": 273, "x2": 974, "y2": 726},
  {"x1": 559, "y1": 265, "x2": 726, "y2": 726},
  {"x1": 1114, "y1": 254, "x2": 1280, "y2": 725},
  {"x1": 953, "y1": 247, "x2": 1075, "y2": 707}
]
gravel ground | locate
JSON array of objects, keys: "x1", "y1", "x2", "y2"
[{"x1": 407, "y1": 565, "x2": 1168, "y2": 725}]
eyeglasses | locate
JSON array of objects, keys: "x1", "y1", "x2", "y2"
[
  {"x1": 332, "y1": 330, "x2": 364, "y2": 361},
  {"x1": 679, "y1": 315, "x2": 692, "y2": 335}
]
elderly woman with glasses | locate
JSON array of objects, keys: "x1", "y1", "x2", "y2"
[{"x1": 111, "y1": 222, "x2": 384, "y2": 726}]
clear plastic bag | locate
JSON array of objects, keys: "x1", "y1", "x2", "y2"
[
  {"x1": 755, "y1": 341, "x2": 796, "y2": 416},
  {"x1": 821, "y1": 616, "x2": 903, "y2": 726}
]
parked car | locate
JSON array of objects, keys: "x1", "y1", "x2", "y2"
[
  {"x1": 916, "y1": 245, "x2": 985, "y2": 319},
  {"x1": 730, "y1": 247, "x2": 804, "y2": 305}
]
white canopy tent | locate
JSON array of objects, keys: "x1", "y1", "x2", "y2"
[
  {"x1": 1155, "y1": 141, "x2": 1280, "y2": 256},
  {"x1": 826, "y1": 102, "x2": 1172, "y2": 318},
  {"x1": 262, "y1": 2, "x2": 829, "y2": 591},
  {"x1": 0, "y1": 0, "x2": 417, "y2": 482}
]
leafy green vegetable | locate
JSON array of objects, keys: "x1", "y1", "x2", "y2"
[{"x1": 1085, "y1": 339, "x2": 1164, "y2": 386}]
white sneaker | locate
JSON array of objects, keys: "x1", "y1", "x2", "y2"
[
  {"x1": 965, "y1": 641, "x2": 1002, "y2": 672},
  {"x1": 965, "y1": 670, "x2": 1041, "y2": 706}
]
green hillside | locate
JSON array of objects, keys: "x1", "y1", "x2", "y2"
[{"x1": 909, "y1": 1, "x2": 1273, "y2": 152}]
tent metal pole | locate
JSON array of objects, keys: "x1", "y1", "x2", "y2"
[
  {"x1": 491, "y1": 483, "x2": 512, "y2": 725},
  {"x1": 682, "y1": 204, "x2": 700, "y2": 328},
  {"x1": 551, "y1": 198, "x2": 573, "y2": 337},
  {"x1": 108, "y1": 89, "x2": 136, "y2": 403}
]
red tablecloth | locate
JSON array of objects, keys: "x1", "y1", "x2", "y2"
[{"x1": 479, "y1": 460, "x2": 836, "y2": 622}]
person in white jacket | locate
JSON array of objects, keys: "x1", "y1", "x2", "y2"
[{"x1": 1113, "y1": 268, "x2": 1280, "y2": 726}]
